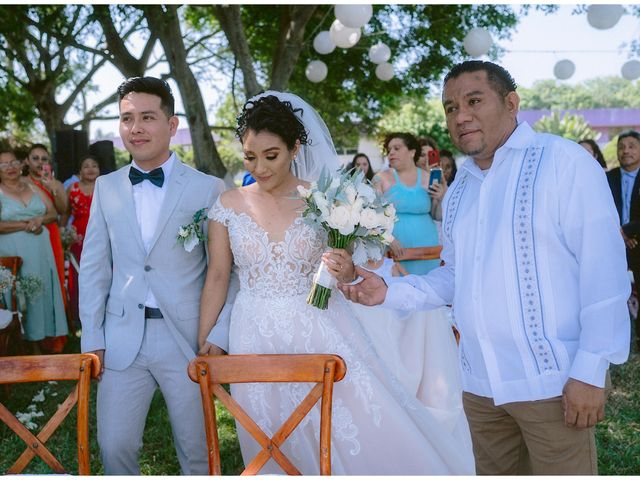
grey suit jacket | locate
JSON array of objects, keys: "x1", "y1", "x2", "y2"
[{"x1": 79, "y1": 159, "x2": 224, "y2": 370}]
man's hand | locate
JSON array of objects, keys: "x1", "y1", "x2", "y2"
[
  {"x1": 89, "y1": 349, "x2": 105, "y2": 381},
  {"x1": 621, "y1": 229, "x2": 638, "y2": 249},
  {"x1": 562, "y1": 378, "x2": 605, "y2": 428},
  {"x1": 198, "y1": 342, "x2": 226, "y2": 356},
  {"x1": 338, "y1": 266, "x2": 387, "y2": 306}
]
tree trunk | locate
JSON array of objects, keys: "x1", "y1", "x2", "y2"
[
  {"x1": 270, "y1": 5, "x2": 317, "y2": 91},
  {"x1": 212, "y1": 5, "x2": 262, "y2": 98},
  {"x1": 142, "y1": 5, "x2": 227, "y2": 179}
]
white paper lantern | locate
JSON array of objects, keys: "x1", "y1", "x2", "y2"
[
  {"x1": 375, "y1": 62, "x2": 394, "y2": 81},
  {"x1": 463, "y1": 27, "x2": 493, "y2": 58},
  {"x1": 329, "y1": 19, "x2": 361, "y2": 49},
  {"x1": 313, "y1": 31, "x2": 335, "y2": 55},
  {"x1": 553, "y1": 59, "x2": 575, "y2": 80},
  {"x1": 621, "y1": 60, "x2": 640, "y2": 81},
  {"x1": 368, "y1": 42, "x2": 391, "y2": 64},
  {"x1": 305, "y1": 60, "x2": 328, "y2": 83},
  {"x1": 587, "y1": 4, "x2": 624, "y2": 30},
  {"x1": 334, "y1": 4, "x2": 373, "y2": 29}
]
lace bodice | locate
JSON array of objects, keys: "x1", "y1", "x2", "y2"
[{"x1": 208, "y1": 197, "x2": 326, "y2": 298}]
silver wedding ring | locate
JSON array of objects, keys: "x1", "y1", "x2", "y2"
[{"x1": 30, "y1": 226, "x2": 36, "y2": 231}]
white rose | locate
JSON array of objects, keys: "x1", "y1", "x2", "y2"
[
  {"x1": 348, "y1": 197, "x2": 364, "y2": 225},
  {"x1": 344, "y1": 184, "x2": 357, "y2": 205},
  {"x1": 297, "y1": 185, "x2": 312, "y2": 199},
  {"x1": 312, "y1": 191, "x2": 330, "y2": 218},
  {"x1": 178, "y1": 227, "x2": 189, "y2": 238},
  {"x1": 382, "y1": 229, "x2": 394, "y2": 245},
  {"x1": 327, "y1": 205, "x2": 355, "y2": 235},
  {"x1": 356, "y1": 182, "x2": 376, "y2": 203},
  {"x1": 359, "y1": 208, "x2": 380, "y2": 229}
]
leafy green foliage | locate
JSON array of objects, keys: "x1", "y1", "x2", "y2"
[
  {"x1": 533, "y1": 111, "x2": 600, "y2": 141},
  {"x1": 519, "y1": 77, "x2": 640, "y2": 110},
  {"x1": 376, "y1": 97, "x2": 455, "y2": 152},
  {"x1": 186, "y1": 5, "x2": 519, "y2": 148}
]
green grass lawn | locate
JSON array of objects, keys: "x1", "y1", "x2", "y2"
[{"x1": 1, "y1": 335, "x2": 638, "y2": 475}]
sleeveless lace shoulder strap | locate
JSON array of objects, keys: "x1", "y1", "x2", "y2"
[{"x1": 207, "y1": 195, "x2": 234, "y2": 227}]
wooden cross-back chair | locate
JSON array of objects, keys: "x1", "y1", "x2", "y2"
[
  {"x1": 0, "y1": 353, "x2": 101, "y2": 474},
  {"x1": 188, "y1": 354, "x2": 347, "y2": 475},
  {"x1": 0, "y1": 256, "x2": 24, "y2": 358}
]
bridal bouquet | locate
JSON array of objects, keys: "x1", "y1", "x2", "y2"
[
  {"x1": 16, "y1": 274, "x2": 44, "y2": 310},
  {"x1": 60, "y1": 225, "x2": 82, "y2": 252},
  {"x1": 298, "y1": 167, "x2": 396, "y2": 309},
  {"x1": 0, "y1": 266, "x2": 14, "y2": 295}
]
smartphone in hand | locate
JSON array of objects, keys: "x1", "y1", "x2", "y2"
[
  {"x1": 42, "y1": 163, "x2": 53, "y2": 179},
  {"x1": 429, "y1": 168, "x2": 442, "y2": 187},
  {"x1": 427, "y1": 149, "x2": 440, "y2": 167}
]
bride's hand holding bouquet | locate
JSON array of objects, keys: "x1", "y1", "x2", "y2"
[{"x1": 298, "y1": 167, "x2": 396, "y2": 309}]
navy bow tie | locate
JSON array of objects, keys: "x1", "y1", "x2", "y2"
[{"x1": 129, "y1": 167, "x2": 164, "y2": 187}]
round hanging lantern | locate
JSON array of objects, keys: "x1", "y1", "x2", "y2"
[
  {"x1": 463, "y1": 27, "x2": 493, "y2": 57},
  {"x1": 313, "y1": 31, "x2": 335, "y2": 55},
  {"x1": 375, "y1": 62, "x2": 394, "y2": 81},
  {"x1": 305, "y1": 60, "x2": 328, "y2": 83},
  {"x1": 553, "y1": 59, "x2": 575, "y2": 80},
  {"x1": 621, "y1": 60, "x2": 640, "y2": 81},
  {"x1": 334, "y1": 4, "x2": 373, "y2": 29},
  {"x1": 368, "y1": 42, "x2": 391, "y2": 64},
  {"x1": 329, "y1": 19, "x2": 361, "y2": 49},
  {"x1": 587, "y1": 4, "x2": 624, "y2": 30}
]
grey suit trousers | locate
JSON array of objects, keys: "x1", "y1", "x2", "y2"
[{"x1": 96, "y1": 316, "x2": 207, "y2": 474}]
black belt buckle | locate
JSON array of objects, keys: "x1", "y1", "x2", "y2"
[{"x1": 144, "y1": 307, "x2": 163, "y2": 319}]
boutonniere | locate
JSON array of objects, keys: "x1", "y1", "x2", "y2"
[{"x1": 177, "y1": 208, "x2": 208, "y2": 252}]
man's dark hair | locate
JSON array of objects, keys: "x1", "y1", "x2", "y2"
[
  {"x1": 117, "y1": 77, "x2": 175, "y2": 117},
  {"x1": 617, "y1": 130, "x2": 640, "y2": 144},
  {"x1": 443, "y1": 60, "x2": 517, "y2": 98},
  {"x1": 383, "y1": 132, "x2": 421, "y2": 164}
]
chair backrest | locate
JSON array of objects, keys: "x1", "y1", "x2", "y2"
[
  {"x1": 188, "y1": 354, "x2": 347, "y2": 475},
  {"x1": 0, "y1": 256, "x2": 22, "y2": 312},
  {"x1": 388, "y1": 246, "x2": 443, "y2": 262},
  {"x1": 0, "y1": 353, "x2": 101, "y2": 474}
]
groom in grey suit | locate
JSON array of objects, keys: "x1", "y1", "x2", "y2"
[{"x1": 79, "y1": 77, "x2": 224, "y2": 474}]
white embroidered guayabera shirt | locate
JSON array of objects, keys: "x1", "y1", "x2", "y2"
[{"x1": 384, "y1": 122, "x2": 631, "y2": 405}]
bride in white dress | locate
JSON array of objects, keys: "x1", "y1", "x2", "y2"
[{"x1": 198, "y1": 92, "x2": 475, "y2": 475}]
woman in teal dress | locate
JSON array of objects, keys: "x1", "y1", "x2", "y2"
[
  {"x1": 0, "y1": 149, "x2": 67, "y2": 352},
  {"x1": 374, "y1": 133, "x2": 441, "y2": 274}
]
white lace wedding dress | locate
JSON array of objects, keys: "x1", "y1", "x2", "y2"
[{"x1": 210, "y1": 197, "x2": 475, "y2": 475}]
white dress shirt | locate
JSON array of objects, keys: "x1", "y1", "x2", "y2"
[
  {"x1": 383, "y1": 122, "x2": 630, "y2": 405},
  {"x1": 131, "y1": 153, "x2": 176, "y2": 309}
]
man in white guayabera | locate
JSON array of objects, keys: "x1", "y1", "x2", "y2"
[{"x1": 339, "y1": 60, "x2": 630, "y2": 475}]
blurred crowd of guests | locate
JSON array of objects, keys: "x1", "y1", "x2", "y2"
[
  {"x1": 0, "y1": 143, "x2": 99, "y2": 354},
  {"x1": 2, "y1": 128, "x2": 639, "y2": 354}
]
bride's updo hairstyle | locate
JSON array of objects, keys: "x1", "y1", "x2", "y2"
[{"x1": 236, "y1": 95, "x2": 309, "y2": 150}]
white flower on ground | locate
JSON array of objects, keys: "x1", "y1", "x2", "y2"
[{"x1": 32, "y1": 389, "x2": 45, "y2": 402}]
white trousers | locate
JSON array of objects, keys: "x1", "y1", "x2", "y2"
[{"x1": 97, "y1": 317, "x2": 207, "y2": 474}]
